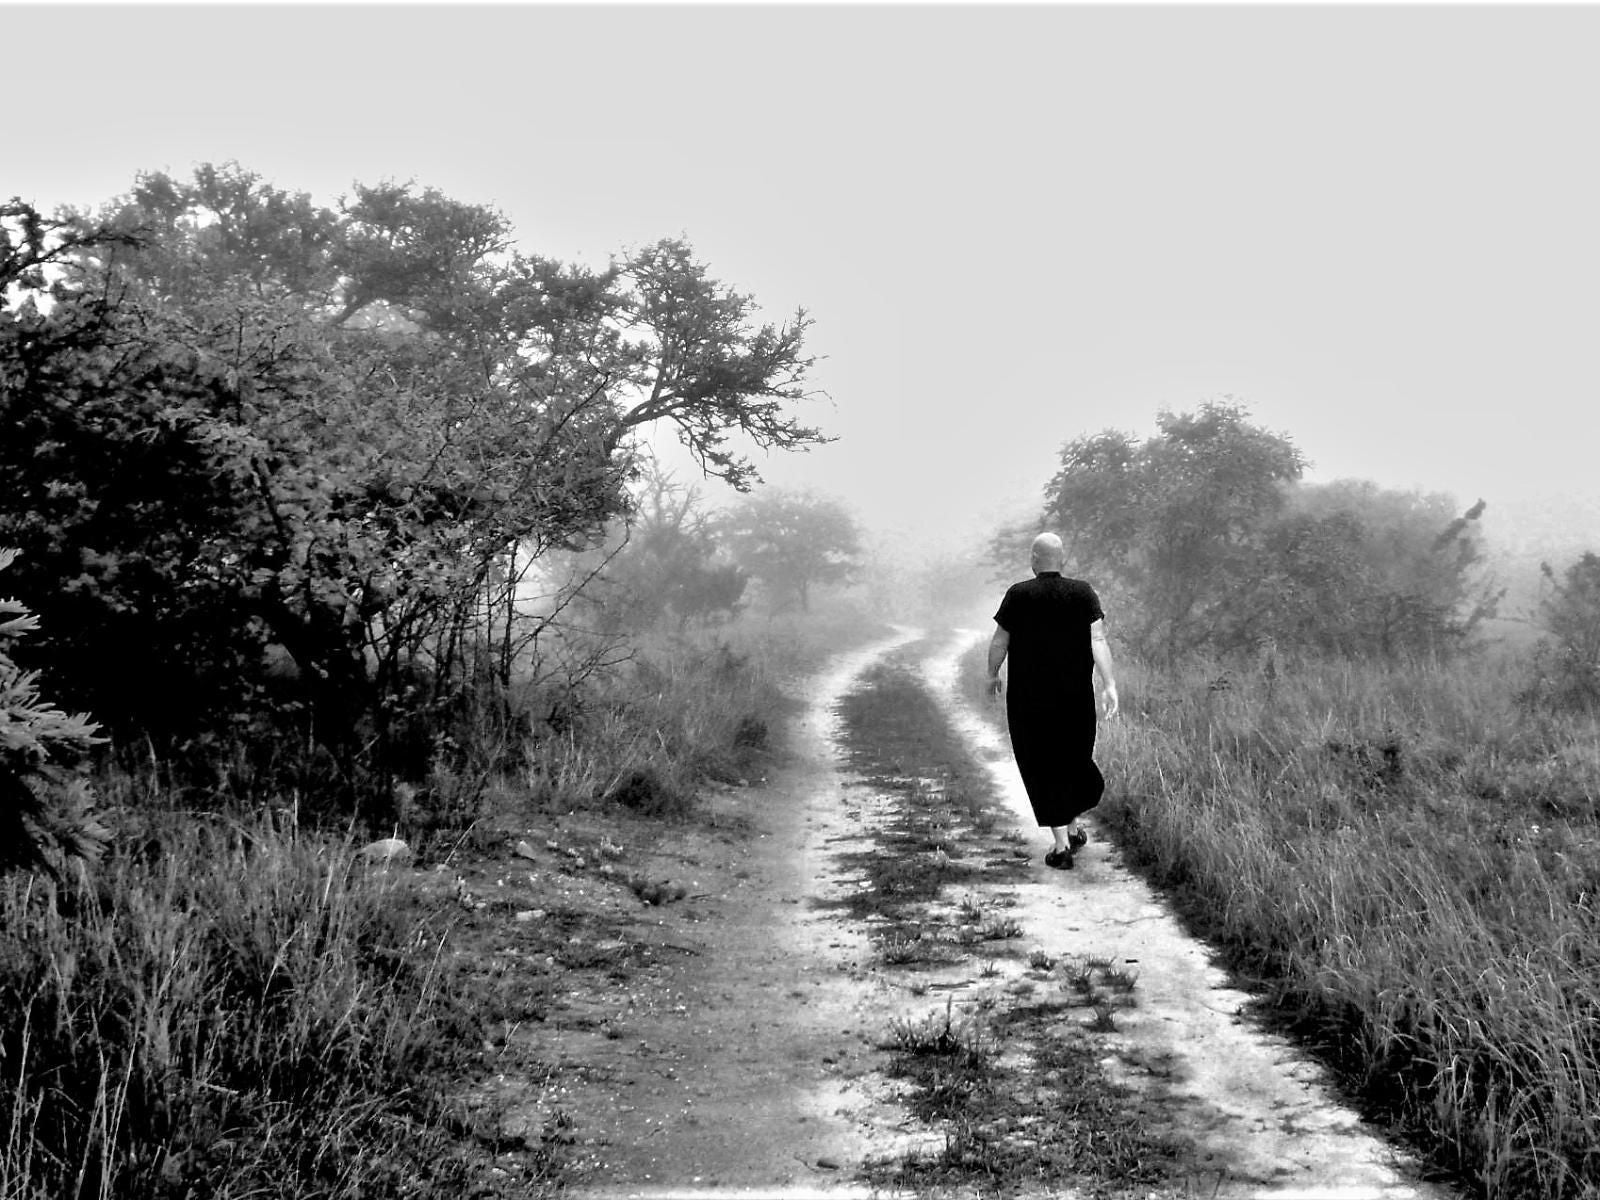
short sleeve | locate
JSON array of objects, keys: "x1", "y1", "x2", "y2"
[
  {"x1": 994, "y1": 586, "x2": 1018, "y2": 631},
  {"x1": 1084, "y1": 584, "x2": 1104, "y2": 624}
]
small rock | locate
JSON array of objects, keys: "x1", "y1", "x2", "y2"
[
  {"x1": 514, "y1": 909, "x2": 547, "y2": 923},
  {"x1": 816, "y1": 1157, "x2": 840, "y2": 1170},
  {"x1": 359, "y1": 837, "x2": 411, "y2": 864},
  {"x1": 514, "y1": 840, "x2": 538, "y2": 861},
  {"x1": 632, "y1": 878, "x2": 688, "y2": 906}
]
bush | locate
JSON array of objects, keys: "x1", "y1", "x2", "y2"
[
  {"x1": 1523, "y1": 552, "x2": 1600, "y2": 713},
  {"x1": 509, "y1": 627, "x2": 790, "y2": 816},
  {"x1": 4, "y1": 176, "x2": 825, "y2": 812},
  {"x1": 1013, "y1": 404, "x2": 1498, "y2": 664},
  {"x1": 0, "y1": 548, "x2": 107, "y2": 874}
]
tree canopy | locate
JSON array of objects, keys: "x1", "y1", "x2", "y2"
[
  {"x1": 1018, "y1": 401, "x2": 1498, "y2": 664},
  {"x1": 717, "y1": 488, "x2": 862, "y2": 613},
  {"x1": 580, "y1": 467, "x2": 747, "y2": 633},
  {"x1": 1526, "y1": 551, "x2": 1600, "y2": 711},
  {"x1": 1, "y1": 164, "x2": 828, "y2": 804},
  {"x1": 1032, "y1": 402, "x2": 1306, "y2": 661}
]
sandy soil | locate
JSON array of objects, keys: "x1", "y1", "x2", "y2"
[{"x1": 456, "y1": 628, "x2": 1456, "y2": 1200}]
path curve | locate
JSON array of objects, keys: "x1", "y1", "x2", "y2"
[
  {"x1": 551, "y1": 628, "x2": 1455, "y2": 1200},
  {"x1": 561, "y1": 627, "x2": 931, "y2": 1199},
  {"x1": 919, "y1": 628, "x2": 1454, "y2": 1200}
]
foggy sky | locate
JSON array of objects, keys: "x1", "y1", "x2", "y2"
[{"x1": 9, "y1": 3, "x2": 1599, "y2": 565}]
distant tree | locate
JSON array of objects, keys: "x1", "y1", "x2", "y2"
[
  {"x1": 901, "y1": 547, "x2": 1003, "y2": 626},
  {"x1": 1252, "y1": 482, "x2": 1501, "y2": 659},
  {"x1": 1525, "y1": 551, "x2": 1600, "y2": 711},
  {"x1": 587, "y1": 466, "x2": 747, "y2": 632},
  {"x1": 718, "y1": 489, "x2": 862, "y2": 613},
  {"x1": 1, "y1": 165, "x2": 827, "y2": 805},
  {"x1": 1238, "y1": 509, "x2": 1372, "y2": 657},
  {"x1": 1031, "y1": 402, "x2": 1306, "y2": 662},
  {"x1": 1539, "y1": 552, "x2": 1600, "y2": 660},
  {"x1": 1017, "y1": 403, "x2": 1500, "y2": 664}
]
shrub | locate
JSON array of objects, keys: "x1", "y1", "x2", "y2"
[
  {"x1": 1010, "y1": 404, "x2": 1497, "y2": 664},
  {"x1": 3, "y1": 177, "x2": 825, "y2": 808},
  {"x1": 1522, "y1": 552, "x2": 1600, "y2": 713},
  {"x1": 0, "y1": 548, "x2": 108, "y2": 874},
  {"x1": 513, "y1": 626, "x2": 792, "y2": 816}
]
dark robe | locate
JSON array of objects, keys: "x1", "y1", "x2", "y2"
[{"x1": 994, "y1": 572, "x2": 1105, "y2": 827}]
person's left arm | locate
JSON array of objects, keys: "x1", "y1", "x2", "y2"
[{"x1": 1090, "y1": 618, "x2": 1118, "y2": 717}]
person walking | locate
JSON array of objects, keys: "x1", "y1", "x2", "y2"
[{"x1": 986, "y1": 532, "x2": 1119, "y2": 868}]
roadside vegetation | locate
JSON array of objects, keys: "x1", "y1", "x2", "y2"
[
  {"x1": 1094, "y1": 653, "x2": 1599, "y2": 1200},
  {"x1": 970, "y1": 402, "x2": 1600, "y2": 1200},
  {"x1": 9, "y1": 161, "x2": 1599, "y2": 1200},
  {"x1": 1, "y1": 592, "x2": 880, "y2": 1197},
  {"x1": 0, "y1": 167, "x2": 867, "y2": 1198},
  {"x1": 1, "y1": 812, "x2": 489, "y2": 1199}
]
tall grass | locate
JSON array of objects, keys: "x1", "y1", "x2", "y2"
[
  {"x1": 1, "y1": 603, "x2": 889, "y2": 1196},
  {"x1": 960, "y1": 640, "x2": 1600, "y2": 1198},
  {"x1": 504, "y1": 602, "x2": 889, "y2": 819},
  {"x1": 0, "y1": 811, "x2": 482, "y2": 1200}
]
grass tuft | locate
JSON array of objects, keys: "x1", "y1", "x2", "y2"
[{"x1": 0, "y1": 812, "x2": 514, "y2": 1200}]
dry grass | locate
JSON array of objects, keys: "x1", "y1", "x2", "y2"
[
  {"x1": 506, "y1": 613, "x2": 875, "y2": 822},
  {"x1": 0, "y1": 811, "x2": 516, "y2": 1200},
  {"x1": 1, "y1": 605, "x2": 883, "y2": 1198}
]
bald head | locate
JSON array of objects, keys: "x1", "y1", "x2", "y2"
[{"x1": 1029, "y1": 532, "x2": 1065, "y2": 575}]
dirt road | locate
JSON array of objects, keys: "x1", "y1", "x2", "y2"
[
  {"x1": 506, "y1": 630, "x2": 934, "y2": 1197},
  {"x1": 920, "y1": 629, "x2": 1450, "y2": 1199},
  {"x1": 512, "y1": 629, "x2": 1453, "y2": 1199}
]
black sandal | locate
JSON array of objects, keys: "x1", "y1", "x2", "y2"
[{"x1": 1044, "y1": 847, "x2": 1074, "y2": 870}]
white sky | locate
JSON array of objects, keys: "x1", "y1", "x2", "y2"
[{"x1": 8, "y1": 3, "x2": 1600, "y2": 564}]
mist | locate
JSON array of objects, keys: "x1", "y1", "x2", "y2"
[{"x1": 10, "y1": 4, "x2": 1599, "y2": 607}]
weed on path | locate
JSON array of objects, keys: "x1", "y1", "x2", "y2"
[{"x1": 831, "y1": 650, "x2": 1190, "y2": 1197}]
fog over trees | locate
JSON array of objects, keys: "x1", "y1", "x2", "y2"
[
  {"x1": 5, "y1": 163, "x2": 1597, "y2": 850},
  {"x1": 0, "y1": 166, "x2": 839, "y2": 819},
  {"x1": 5, "y1": 12, "x2": 1600, "y2": 1198},
  {"x1": 984, "y1": 402, "x2": 1502, "y2": 666}
]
